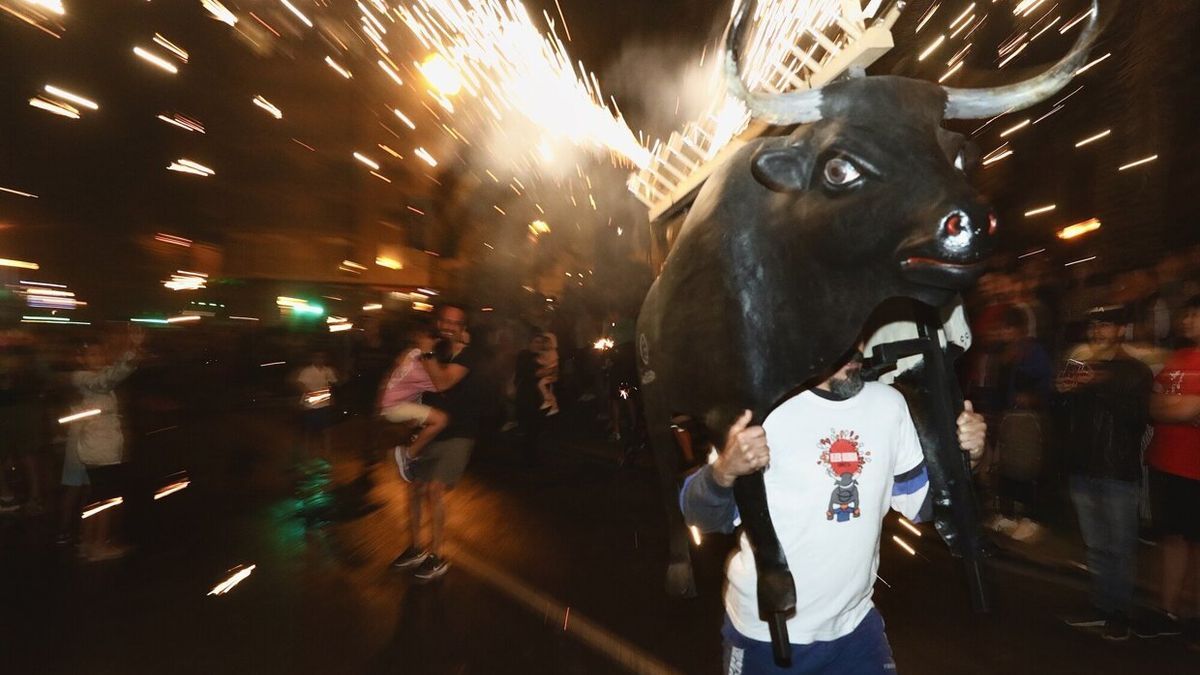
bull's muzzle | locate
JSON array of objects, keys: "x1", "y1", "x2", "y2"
[{"x1": 897, "y1": 207, "x2": 996, "y2": 289}]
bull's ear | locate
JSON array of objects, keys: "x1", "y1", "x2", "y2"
[{"x1": 751, "y1": 142, "x2": 812, "y2": 192}]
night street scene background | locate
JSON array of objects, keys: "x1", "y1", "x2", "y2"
[{"x1": 2, "y1": 1, "x2": 1199, "y2": 673}]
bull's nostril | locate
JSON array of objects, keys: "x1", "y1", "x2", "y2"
[
  {"x1": 945, "y1": 213, "x2": 962, "y2": 236},
  {"x1": 988, "y1": 212, "x2": 998, "y2": 235}
]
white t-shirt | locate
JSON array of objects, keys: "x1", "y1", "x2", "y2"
[{"x1": 724, "y1": 382, "x2": 927, "y2": 644}]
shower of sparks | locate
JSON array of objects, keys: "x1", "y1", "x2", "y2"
[
  {"x1": 414, "y1": 147, "x2": 437, "y2": 166},
  {"x1": 892, "y1": 535, "x2": 916, "y2": 556},
  {"x1": 396, "y1": 0, "x2": 649, "y2": 168},
  {"x1": 252, "y1": 95, "x2": 283, "y2": 119},
  {"x1": 325, "y1": 55, "x2": 352, "y2": 79},
  {"x1": 157, "y1": 113, "x2": 205, "y2": 133},
  {"x1": 1057, "y1": 217, "x2": 1101, "y2": 240},
  {"x1": 378, "y1": 59, "x2": 404, "y2": 85},
  {"x1": 153, "y1": 33, "x2": 189, "y2": 62},
  {"x1": 29, "y1": 96, "x2": 79, "y2": 118},
  {"x1": 154, "y1": 478, "x2": 191, "y2": 500},
  {"x1": 58, "y1": 408, "x2": 101, "y2": 424},
  {"x1": 280, "y1": 0, "x2": 313, "y2": 28},
  {"x1": 82, "y1": 497, "x2": 123, "y2": 519},
  {"x1": 353, "y1": 152, "x2": 380, "y2": 170},
  {"x1": 0, "y1": 186, "x2": 38, "y2": 198},
  {"x1": 1023, "y1": 204, "x2": 1055, "y2": 217},
  {"x1": 201, "y1": 0, "x2": 238, "y2": 25}
]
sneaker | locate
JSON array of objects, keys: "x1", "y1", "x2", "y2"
[
  {"x1": 391, "y1": 546, "x2": 429, "y2": 569},
  {"x1": 393, "y1": 445, "x2": 413, "y2": 482},
  {"x1": 413, "y1": 554, "x2": 450, "y2": 581},
  {"x1": 1133, "y1": 612, "x2": 1184, "y2": 638},
  {"x1": 1063, "y1": 608, "x2": 1108, "y2": 628},
  {"x1": 1103, "y1": 615, "x2": 1131, "y2": 641},
  {"x1": 546, "y1": 406, "x2": 560, "y2": 416}
]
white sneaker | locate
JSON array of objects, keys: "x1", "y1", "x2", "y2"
[{"x1": 393, "y1": 446, "x2": 413, "y2": 482}]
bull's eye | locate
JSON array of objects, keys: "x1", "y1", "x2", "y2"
[
  {"x1": 954, "y1": 151, "x2": 966, "y2": 171},
  {"x1": 823, "y1": 157, "x2": 862, "y2": 187}
]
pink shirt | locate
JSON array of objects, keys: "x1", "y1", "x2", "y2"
[{"x1": 380, "y1": 349, "x2": 436, "y2": 410}]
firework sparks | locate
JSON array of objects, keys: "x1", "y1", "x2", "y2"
[
  {"x1": 252, "y1": 95, "x2": 283, "y2": 119},
  {"x1": 133, "y1": 45, "x2": 179, "y2": 74},
  {"x1": 167, "y1": 159, "x2": 214, "y2": 176},
  {"x1": 208, "y1": 564, "x2": 257, "y2": 596}
]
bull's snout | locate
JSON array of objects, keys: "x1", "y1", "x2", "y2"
[{"x1": 937, "y1": 208, "x2": 997, "y2": 257}]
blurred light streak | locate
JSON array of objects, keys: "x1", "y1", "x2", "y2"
[
  {"x1": 949, "y1": 15, "x2": 974, "y2": 40},
  {"x1": 279, "y1": 0, "x2": 312, "y2": 28},
  {"x1": 493, "y1": 205, "x2": 506, "y2": 215},
  {"x1": 1060, "y1": 6, "x2": 1095, "y2": 33},
  {"x1": 260, "y1": 361, "x2": 286, "y2": 368},
  {"x1": 378, "y1": 59, "x2": 404, "y2": 85},
  {"x1": 892, "y1": 535, "x2": 916, "y2": 556},
  {"x1": 154, "y1": 479, "x2": 190, "y2": 500},
  {"x1": 167, "y1": 159, "x2": 214, "y2": 176},
  {"x1": 1064, "y1": 255, "x2": 1096, "y2": 267},
  {"x1": 291, "y1": 138, "x2": 316, "y2": 152},
  {"x1": 997, "y1": 42, "x2": 1027, "y2": 69},
  {"x1": 393, "y1": 109, "x2": 416, "y2": 129},
  {"x1": 1057, "y1": 218, "x2": 1101, "y2": 240},
  {"x1": 378, "y1": 144, "x2": 402, "y2": 159},
  {"x1": 29, "y1": 96, "x2": 79, "y2": 118},
  {"x1": 0, "y1": 258, "x2": 39, "y2": 270},
  {"x1": 1024, "y1": 204, "x2": 1055, "y2": 216},
  {"x1": 207, "y1": 565, "x2": 257, "y2": 596},
  {"x1": 325, "y1": 56, "x2": 352, "y2": 79},
  {"x1": 417, "y1": 288, "x2": 439, "y2": 296},
  {"x1": 999, "y1": 119, "x2": 1030, "y2": 137},
  {"x1": 229, "y1": 316, "x2": 259, "y2": 321},
  {"x1": 252, "y1": 95, "x2": 282, "y2": 119},
  {"x1": 1030, "y1": 16, "x2": 1060, "y2": 41},
  {"x1": 362, "y1": 303, "x2": 383, "y2": 311},
  {"x1": 1030, "y1": 105, "x2": 1063, "y2": 125},
  {"x1": 374, "y1": 256, "x2": 402, "y2": 269},
  {"x1": 133, "y1": 46, "x2": 179, "y2": 74},
  {"x1": 340, "y1": 259, "x2": 366, "y2": 271},
  {"x1": 25, "y1": 315, "x2": 68, "y2": 323},
  {"x1": 949, "y1": 3, "x2": 975, "y2": 29},
  {"x1": 0, "y1": 186, "x2": 38, "y2": 198},
  {"x1": 152, "y1": 34, "x2": 189, "y2": 62},
  {"x1": 19, "y1": 280, "x2": 64, "y2": 287},
  {"x1": 1118, "y1": 154, "x2": 1158, "y2": 171},
  {"x1": 201, "y1": 0, "x2": 237, "y2": 25},
  {"x1": 1018, "y1": 248, "x2": 1047, "y2": 259},
  {"x1": 938, "y1": 60, "x2": 964, "y2": 83},
  {"x1": 414, "y1": 147, "x2": 437, "y2": 166},
  {"x1": 82, "y1": 497, "x2": 123, "y2": 519},
  {"x1": 918, "y1": 35, "x2": 945, "y2": 61},
  {"x1": 155, "y1": 233, "x2": 192, "y2": 247},
  {"x1": 1074, "y1": 52, "x2": 1110, "y2": 75},
  {"x1": 689, "y1": 525, "x2": 702, "y2": 546},
  {"x1": 353, "y1": 152, "x2": 380, "y2": 170},
  {"x1": 412, "y1": 301, "x2": 434, "y2": 312},
  {"x1": 131, "y1": 318, "x2": 169, "y2": 325},
  {"x1": 1053, "y1": 84, "x2": 1083, "y2": 107},
  {"x1": 157, "y1": 113, "x2": 205, "y2": 133},
  {"x1": 44, "y1": 84, "x2": 97, "y2": 110},
  {"x1": 898, "y1": 518, "x2": 922, "y2": 537},
  {"x1": 370, "y1": 171, "x2": 391, "y2": 183},
  {"x1": 249, "y1": 11, "x2": 281, "y2": 37},
  {"x1": 1074, "y1": 129, "x2": 1110, "y2": 147},
  {"x1": 329, "y1": 322, "x2": 354, "y2": 333},
  {"x1": 915, "y1": 3, "x2": 940, "y2": 33},
  {"x1": 167, "y1": 315, "x2": 201, "y2": 323}
]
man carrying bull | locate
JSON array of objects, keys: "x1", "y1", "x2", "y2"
[{"x1": 681, "y1": 345, "x2": 986, "y2": 674}]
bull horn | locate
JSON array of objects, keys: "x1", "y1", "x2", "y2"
[
  {"x1": 943, "y1": 0, "x2": 1104, "y2": 120},
  {"x1": 724, "y1": 0, "x2": 824, "y2": 125}
]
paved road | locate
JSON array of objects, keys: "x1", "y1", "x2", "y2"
[{"x1": 2, "y1": 408, "x2": 1196, "y2": 674}]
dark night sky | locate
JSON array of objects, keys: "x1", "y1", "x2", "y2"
[{"x1": 1, "y1": 0, "x2": 1198, "y2": 316}]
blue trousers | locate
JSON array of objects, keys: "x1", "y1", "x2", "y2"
[
  {"x1": 1068, "y1": 474, "x2": 1139, "y2": 615},
  {"x1": 721, "y1": 609, "x2": 896, "y2": 674}
]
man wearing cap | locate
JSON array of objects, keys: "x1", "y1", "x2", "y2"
[{"x1": 1055, "y1": 305, "x2": 1154, "y2": 640}]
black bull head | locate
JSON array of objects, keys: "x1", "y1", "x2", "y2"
[{"x1": 636, "y1": 0, "x2": 1102, "y2": 661}]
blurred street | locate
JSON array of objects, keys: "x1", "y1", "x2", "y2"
[{"x1": 3, "y1": 400, "x2": 1196, "y2": 674}]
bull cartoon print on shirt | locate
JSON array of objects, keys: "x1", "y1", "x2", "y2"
[{"x1": 818, "y1": 430, "x2": 870, "y2": 523}]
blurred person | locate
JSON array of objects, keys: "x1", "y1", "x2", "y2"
[
  {"x1": 1055, "y1": 306, "x2": 1153, "y2": 640},
  {"x1": 391, "y1": 303, "x2": 482, "y2": 582},
  {"x1": 681, "y1": 344, "x2": 986, "y2": 674},
  {"x1": 1140, "y1": 294, "x2": 1200, "y2": 637},
  {"x1": 603, "y1": 311, "x2": 637, "y2": 441},
  {"x1": 0, "y1": 328, "x2": 50, "y2": 515},
  {"x1": 295, "y1": 349, "x2": 338, "y2": 457},
  {"x1": 995, "y1": 305, "x2": 1054, "y2": 410},
  {"x1": 536, "y1": 331, "x2": 560, "y2": 415},
  {"x1": 514, "y1": 331, "x2": 552, "y2": 465},
  {"x1": 71, "y1": 327, "x2": 145, "y2": 561},
  {"x1": 378, "y1": 324, "x2": 449, "y2": 481},
  {"x1": 989, "y1": 375, "x2": 1047, "y2": 541}
]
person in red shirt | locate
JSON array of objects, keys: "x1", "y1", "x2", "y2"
[{"x1": 1142, "y1": 294, "x2": 1200, "y2": 637}]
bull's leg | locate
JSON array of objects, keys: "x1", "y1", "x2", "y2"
[
  {"x1": 733, "y1": 464, "x2": 796, "y2": 666},
  {"x1": 642, "y1": 384, "x2": 697, "y2": 598}
]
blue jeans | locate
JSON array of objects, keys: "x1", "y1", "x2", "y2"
[
  {"x1": 1068, "y1": 475, "x2": 1139, "y2": 615},
  {"x1": 721, "y1": 609, "x2": 896, "y2": 674}
]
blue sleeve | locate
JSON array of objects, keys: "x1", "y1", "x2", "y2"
[
  {"x1": 680, "y1": 464, "x2": 739, "y2": 534},
  {"x1": 891, "y1": 461, "x2": 933, "y2": 523}
]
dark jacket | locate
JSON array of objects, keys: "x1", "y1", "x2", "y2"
[{"x1": 1054, "y1": 349, "x2": 1153, "y2": 481}]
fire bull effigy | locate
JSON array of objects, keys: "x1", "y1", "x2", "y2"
[{"x1": 636, "y1": 0, "x2": 1103, "y2": 663}]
